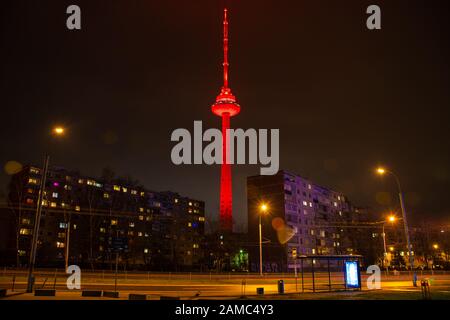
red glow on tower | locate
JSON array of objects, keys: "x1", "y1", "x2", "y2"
[{"x1": 211, "y1": 8, "x2": 241, "y2": 232}]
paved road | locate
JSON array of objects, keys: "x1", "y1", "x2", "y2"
[{"x1": 1, "y1": 270, "x2": 450, "y2": 299}]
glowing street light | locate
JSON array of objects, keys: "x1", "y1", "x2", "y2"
[
  {"x1": 52, "y1": 126, "x2": 65, "y2": 136},
  {"x1": 375, "y1": 166, "x2": 417, "y2": 286},
  {"x1": 259, "y1": 203, "x2": 269, "y2": 277},
  {"x1": 388, "y1": 215, "x2": 396, "y2": 223},
  {"x1": 433, "y1": 244, "x2": 439, "y2": 250}
]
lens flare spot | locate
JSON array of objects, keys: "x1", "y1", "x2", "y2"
[
  {"x1": 375, "y1": 191, "x2": 392, "y2": 206},
  {"x1": 4, "y1": 161, "x2": 23, "y2": 175},
  {"x1": 271, "y1": 217, "x2": 285, "y2": 231},
  {"x1": 277, "y1": 224, "x2": 297, "y2": 244}
]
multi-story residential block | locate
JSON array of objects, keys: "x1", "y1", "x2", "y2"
[
  {"x1": 247, "y1": 170, "x2": 366, "y2": 272},
  {"x1": 5, "y1": 165, "x2": 205, "y2": 271}
]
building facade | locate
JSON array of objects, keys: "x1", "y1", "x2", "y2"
[
  {"x1": 5, "y1": 165, "x2": 206, "y2": 271},
  {"x1": 247, "y1": 170, "x2": 368, "y2": 272}
]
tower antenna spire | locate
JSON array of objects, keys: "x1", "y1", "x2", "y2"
[{"x1": 223, "y1": 8, "x2": 229, "y2": 89}]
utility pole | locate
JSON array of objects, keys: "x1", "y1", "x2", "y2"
[{"x1": 26, "y1": 155, "x2": 50, "y2": 292}]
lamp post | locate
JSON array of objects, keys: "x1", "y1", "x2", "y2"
[
  {"x1": 380, "y1": 215, "x2": 396, "y2": 270},
  {"x1": 259, "y1": 203, "x2": 268, "y2": 277},
  {"x1": 26, "y1": 126, "x2": 65, "y2": 292},
  {"x1": 376, "y1": 167, "x2": 417, "y2": 286}
]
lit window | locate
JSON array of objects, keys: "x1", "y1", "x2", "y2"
[
  {"x1": 99, "y1": 246, "x2": 104, "y2": 252},
  {"x1": 20, "y1": 228, "x2": 31, "y2": 235},
  {"x1": 56, "y1": 241, "x2": 65, "y2": 248},
  {"x1": 104, "y1": 193, "x2": 109, "y2": 199},
  {"x1": 30, "y1": 168, "x2": 40, "y2": 174},
  {"x1": 309, "y1": 202, "x2": 313, "y2": 207},
  {"x1": 312, "y1": 249, "x2": 316, "y2": 254},
  {"x1": 100, "y1": 227, "x2": 106, "y2": 233},
  {"x1": 131, "y1": 190, "x2": 137, "y2": 195},
  {"x1": 187, "y1": 251, "x2": 191, "y2": 255},
  {"x1": 21, "y1": 218, "x2": 31, "y2": 225},
  {"x1": 303, "y1": 210, "x2": 308, "y2": 215},
  {"x1": 129, "y1": 222, "x2": 135, "y2": 228},
  {"x1": 42, "y1": 200, "x2": 48, "y2": 206},
  {"x1": 198, "y1": 216, "x2": 205, "y2": 222},
  {"x1": 28, "y1": 178, "x2": 39, "y2": 185},
  {"x1": 50, "y1": 202, "x2": 57, "y2": 208},
  {"x1": 128, "y1": 231, "x2": 134, "y2": 236},
  {"x1": 122, "y1": 187, "x2": 128, "y2": 193},
  {"x1": 139, "y1": 215, "x2": 144, "y2": 221},
  {"x1": 78, "y1": 179, "x2": 84, "y2": 184},
  {"x1": 73, "y1": 224, "x2": 77, "y2": 230},
  {"x1": 308, "y1": 184, "x2": 312, "y2": 190},
  {"x1": 139, "y1": 207, "x2": 144, "y2": 213},
  {"x1": 189, "y1": 202, "x2": 192, "y2": 206},
  {"x1": 303, "y1": 201, "x2": 308, "y2": 206},
  {"x1": 59, "y1": 222, "x2": 68, "y2": 229},
  {"x1": 144, "y1": 248, "x2": 149, "y2": 254},
  {"x1": 58, "y1": 232, "x2": 66, "y2": 239},
  {"x1": 144, "y1": 232, "x2": 149, "y2": 237},
  {"x1": 26, "y1": 198, "x2": 34, "y2": 205},
  {"x1": 174, "y1": 199, "x2": 179, "y2": 203},
  {"x1": 140, "y1": 191, "x2": 145, "y2": 197},
  {"x1": 193, "y1": 244, "x2": 199, "y2": 249},
  {"x1": 113, "y1": 185, "x2": 120, "y2": 191},
  {"x1": 111, "y1": 220, "x2": 118, "y2": 226},
  {"x1": 188, "y1": 222, "x2": 192, "y2": 227},
  {"x1": 310, "y1": 229, "x2": 315, "y2": 235},
  {"x1": 138, "y1": 232, "x2": 143, "y2": 237},
  {"x1": 334, "y1": 202, "x2": 338, "y2": 207},
  {"x1": 338, "y1": 196, "x2": 341, "y2": 201},
  {"x1": 18, "y1": 250, "x2": 26, "y2": 256},
  {"x1": 75, "y1": 206, "x2": 80, "y2": 211}
]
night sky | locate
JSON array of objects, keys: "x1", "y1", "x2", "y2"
[{"x1": 1, "y1": 0, "x2": 450, "y2": 231}]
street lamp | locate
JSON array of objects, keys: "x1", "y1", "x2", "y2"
[
  {"x1": 381, "y1": 214, "x2": 397, "y2": 270},
  {"x1": 259, "y1": 203, "x2": 268, "y2": 277},
  {"x1": 376, "y1": 166, "x2": 417, "y2": 286},
  {"x1": 52, "y1": 126, "x2": 65, "y2": 136},
  {"x1": 26, "y1": 126, "x2": 66, "y2": 292}
]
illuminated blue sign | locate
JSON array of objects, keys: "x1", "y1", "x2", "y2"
[{"x1": 344, "y1": 261, "x2": 360, "y2": 289}]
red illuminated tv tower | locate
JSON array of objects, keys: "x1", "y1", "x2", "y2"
[{"x1": 211, "y1": 8, "x2": 240, "y2": 233}]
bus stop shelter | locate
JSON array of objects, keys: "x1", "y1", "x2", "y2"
[{"x1": 296, "y1": 254, "x2": 363, "y2": 293}]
